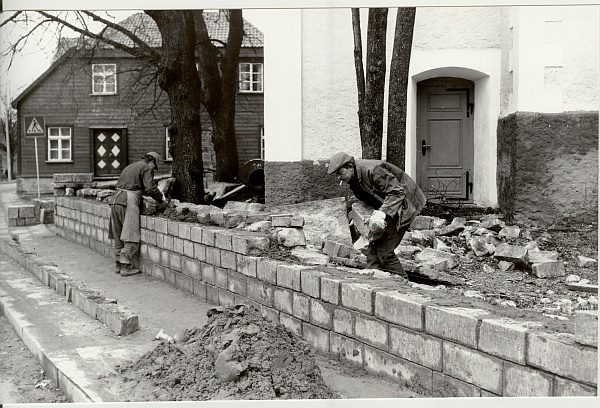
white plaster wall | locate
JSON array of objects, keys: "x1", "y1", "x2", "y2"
[{"x1": 510, "y1": 5, "x2": 599, "y2": 113}]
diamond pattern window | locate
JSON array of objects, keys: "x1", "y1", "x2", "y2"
[
  {"x1": 92, "y1": 64, "x2": 117, "y2": 95},
  {"x1": 239, "y1": 63, "x2": 263, "y2": 93},
  {"x1": 48, "y1": 127, "x2": 72, "y2": 162}
]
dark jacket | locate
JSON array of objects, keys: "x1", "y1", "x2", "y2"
[
  {"x1": 111, "y1": 160, "x2": 164, "y2": 206},
  {"x1": 350, "y1": 159, "x2": 426, "y2": 228}
]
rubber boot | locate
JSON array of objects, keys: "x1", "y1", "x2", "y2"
[
  {"x1": 120, "y1": 263, "x2": 141, "y2": 277},
  {"x1": 115, "y1": 261, "x2": 121, "y2": 274}
]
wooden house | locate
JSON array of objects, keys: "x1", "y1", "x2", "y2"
[{"x1": 11, "y1": 12, "x2": 264, "y2": 194}]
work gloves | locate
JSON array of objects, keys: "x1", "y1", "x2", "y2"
[{"x1": 366, "y1": 210, "x2": 387, "y2": 242}]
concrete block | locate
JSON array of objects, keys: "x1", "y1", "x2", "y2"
[
  {"x1": 19, "y1": 205, "x2": 35, "y2": 218},
  {"x1": 205, "y1": 247, "x2": 221, "y2": 267},
  {"x1": 554, "y1": 376, "x2": 598, "y2": 397},
  {"x1": 169, "y1": 252, "x2": 182, "y2": 272},
  {"x1": 232, "y1": 235, "x2": 270, "y2": 256},
  {"x1": 425, "y1": 306, "x2": 488, "y2": 348},
  {"x1": 175, "y1": 272, "x2": 193, "y2": 294},
  {"x1": 140, "y1": 229, "x2": 157, "y2": 247},
  {"x1": 218, "y1": 289, "x2": 236, "y2": 307},
  {"x1": 276, "y1": 264, "x2": 304, "y2": 291},
  {"x1": 414, "y1": 248, "x2": 459, "y2": 270},
  {"x1": 70, "y1": 288, "x2": 98, "y2": 319},
  {"x1": 443, "y1": 342, "x2": 503, "y2": 394},
  {"x1": 309, "y1": 299, "x2": 333, "y2": 329},
  {"x1": 167, "y1": 220, "x2": 179, "y2": 236},
  {"x1": 181, "y1": 257, "x2": 201, "y2": 280},
  {"x1": 292, "y1": 292, "x2": 310, "y2": 321},
  {"x1": 527, "y1": 332, "x2": 598, "y2": 385},
  {"x1": 273, "y1": 288, "x2": 293, "y2": 314},
  {"x1": 194, "y1": 244, "x2": 206, "y2": 262},
  {"x1": 151, "y1": 264, "x2": 166, "y2": 281},
  {"x1": 206, "y1": 285, "x2": 219, "y2": 305},
  {"x1": 432, "y1": 372, "x2": 481, "y2": 398},
  {"x1": 227, "y1": 270, "x2": 247, "y2": 296},
  {"x1": 72, "y1": 173, "x2": 94, "y2": 183},
  {"x1": 333, "y1": 308, "x2": 355, "y2": 337},
  {"x1": 220, "y1": 250, "x2": 237, "y2": 270},
  {"x1": 183, "y1": 240, "x2": 194, "y2": 258},
  {"x1": 363, "y1": 345, "x2": 434, "y2": 395},
  {"x1": 574, "y1": 310, "x2": 598, "y2": 347},
  {"x1": 410, "y1": 215, "x2": 435, "y2": 230},
  {"x1": 214, "y1": 231, "x2": 233, "y2": 250},
  {"x1": 494, "y1": 243, "x2": 528, "y2": 266},
  {"x1": 341, "y1": 282, "x2": 375, "y2": 314},
  {"x1": 271, "y1": 214, "x2": 293, "y2": 227},
  {"x1": 354, "y1": 314, "x2": 388, "y2": 350},
  {"x1": 256, "y1": 258, "x2": 278, "y2": 285},
  {"x1": 53, "y1": 173, "x2": 73, "y2": 183},
  {"x1": 321, "y1": 276, "x2": 351, "y2": 305},
  {"x1": 237, "y1": 255, "x2": 258, "y2": 278},
  {"x1": 389, "y1": 325, "x2": 443, "y2": 371},
  {"x1": 478, "y1": 317, "x2": 542, "y2": 364},
  {"x1": 375, "y1": 291, "x2": 431, "y2": 331},
  {"x1": 531, "y1": 261, "x2": 566, "y2": 278},
  {"x1": 175, "y1": 223, "x2": 190, "y2": 241},
  {"x1": 279, "y1": 313, "x2": 302, "y2": 337},
  {"x1": 201, "y1": 263, "x2": 216, "y2": 285},
  {"x1": 190, "y1": 226, "x2": 203, "y2": 243},
  {"x1": 302, "y1": 323, "x2": 330, "y2": 354},
  {"x1": 502, "y1": 362, "x2": 553, "y2": 397},
  {"x1": 164, "y1": 267, "x2": 176, "y2": 286},
  {"x1": 147, "y1": 246, "x2": 161, "y2": 265},
  {"x1": 95, "y1": 302, "x2": 139, "y2": 335},
  {"x1": 154, "y1": 218, "x2": 168, "y2": 234},
  {"x1": 193, "y1": 280, "x2": 207, "y2": 300},
  {"x1": 162, "y1": 235, "x2": 174, "y2": 252},
  {"x1": 300, "y1": 269, "x2": 327, "y2": 298},
  {"x1": 201, "y1": 228, "x2": 216, "y2": 246},
  {"x1": 215, "y1": 267, "x2": 228, "y2": 289},
  {"x1": 330, "y1": 333, "x2": 363, "y2": 366},
  {"x1": 7, "y1": 206, "x2": 19, "y2": 219},
  {"x1": 247, "y1": 278, "x2": 274, "y2": 307},
  {"x1": 172, "y1": 237, "x2": 184, "y2": 255},
  {"x1": 8, "y1": 218, "x2": 17, "y2": 227}
]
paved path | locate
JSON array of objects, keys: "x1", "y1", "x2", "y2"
[{"x1": 0, "y1": 181, "x2": 214, "y2": 402}]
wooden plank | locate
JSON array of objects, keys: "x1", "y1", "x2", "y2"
[{"x1": 567, "y1": 283, "x2": 598, "y2": 293}]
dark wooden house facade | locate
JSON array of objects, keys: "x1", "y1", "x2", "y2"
[{"x1": 12, "y1": 12, "x2": 264, "y2": 193}]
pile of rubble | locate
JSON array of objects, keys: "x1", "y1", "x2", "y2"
[{"x1": 114, "y1": 305, "x2": 338, "y2": 401}]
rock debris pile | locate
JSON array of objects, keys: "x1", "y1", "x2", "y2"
[{"x1": 116, "y1": 305, "x2": 338, "y2": 401}]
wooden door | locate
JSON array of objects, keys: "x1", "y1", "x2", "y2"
[
  {"x1": 92, "y1": 129, "x2": 126, "y2": 177},
  {"x1": 417, "y1": 78, "x2": 474, "y2": 202}
]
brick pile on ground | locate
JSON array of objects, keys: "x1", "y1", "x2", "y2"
[{"x1": 115, "y1": 305, "x2": 338, "y2": 401}]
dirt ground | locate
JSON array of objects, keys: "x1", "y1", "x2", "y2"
[{"x1": 0, "y1": 315, "x2": 68, "y2": 404}]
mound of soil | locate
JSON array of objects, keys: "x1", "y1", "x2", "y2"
[{"x1": 115, "y1": 305, "x2": 338, "y2": 401}]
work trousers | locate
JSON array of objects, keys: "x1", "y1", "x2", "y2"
[
  {"x1": 110, "y1": 203, "x2": 139, "y2": 265},
  {"x1": 366, "y1": 216, "x2": 409, "y2": 279}
]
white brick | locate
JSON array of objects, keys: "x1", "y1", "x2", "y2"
[
  {"x1": 478, "y1": 317, "x2": 542, "y2": 364},
  {"x1": 375, "y1": 290, "x2": 431, "y2": 331},
  {"x1": 425, "y1": 306, "x2": 488, "y2": 347},
  {"x1": 574, "y1": 310, "x2": 598, "y2": 347},
  {"x1": 330, "y1": 333, "x2": 363, "y2": 366},
  {"x1": 443, "y1": 342, "x2": 503, "y2": 394},
  {"x1": 341, "y1": 282, "x2": 375, "y2": 314},
  {"x1": 389, "y1": 325, "x2": 442, "y2": 371},
  {"x1": 502, "y1": 362, "x2": 553, "y2": 397},
  {"x1": 354, "y1": 315, "x2": 388, "y2": 350}
]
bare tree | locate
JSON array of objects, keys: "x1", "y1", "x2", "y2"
[
  {"x1": 387, "y1": 7, "x2": 416, "y2": 170},
  {"x1": 1, "y1": 9, "x2": 249, "y2": 203},
  {"x1": 0, "y1": 89, "x2": 18, "y2": 179},
  {"x1": 352, "y1": 7, "x2": 415, "y2": 166},
  {"x1": 352, "y1": 8, "x2": 388, "y2": 159}
]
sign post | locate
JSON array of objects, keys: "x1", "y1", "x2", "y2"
[{"x1": 24, "y1": 116, "x2": 45, "y2": 199}]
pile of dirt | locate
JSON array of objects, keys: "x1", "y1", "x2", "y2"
[{"x1": 115, "y1": 305, "x2": 338, "y2": 401}]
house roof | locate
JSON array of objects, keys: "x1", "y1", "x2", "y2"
[{"x1": 13, "y1": 11, "x2": 263, "y2": 108}]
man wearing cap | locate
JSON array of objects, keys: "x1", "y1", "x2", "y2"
[
  {"x1": 109, "y1": 152, "x2": 166, "y2": 276},
  {"x1": 328, "y1": 152, "x2": 426, "y2": 280}
]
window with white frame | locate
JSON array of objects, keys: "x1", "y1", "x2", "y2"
[
  {"x1": 260, "y1": 126, "x2": 265, "y2": 160},
  {"x1": 92, "y1": 64, "x2": 117, "y2": 94},
  {"x1": 239, "y1": 62, "x2": 263, "y2": 93},
  {"x1": 165, "y1": 127, "x2": 173, "y2": 161},
  {"x1": 47, "y1": 127, "x2": 72, "y2": 162}
]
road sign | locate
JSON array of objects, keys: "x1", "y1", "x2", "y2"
[{"x1": 24, "y1": 116, "x2": 45, "y2": 137}]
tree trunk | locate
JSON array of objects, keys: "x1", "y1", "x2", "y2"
[
  {"x1": 196, "y1": 10, "x2": 243, "y2": 182},
  {"x1": 362, "y1": 8, "x2": 388, "y2": 159},
  {"x1": 351, "y1": 9, "x2": 366, "y2": 144},
  {"x1": 147, "y1": 10, "x2": 205, "y2": 203},
  {"x1": 387, "y1": 7, "x2": 416, "y2": 170}
]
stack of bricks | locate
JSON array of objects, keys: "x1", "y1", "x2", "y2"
[
  {"x1": 53, "y1": 173, "x2": 95, "y2": 197},
  {"x1": 52, "y1": 195, "x2": 598, "y2": 397},
  {"x1": 7, "y1": 204, "x2": 37, "y2": 227}
]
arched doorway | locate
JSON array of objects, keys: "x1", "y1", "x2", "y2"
[{"x1": 416, "y1": 77, "x2": 475, "y2": 202}]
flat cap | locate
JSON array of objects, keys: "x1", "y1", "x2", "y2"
[
  {"x1": 327, "y1": 152, "x2": 353, "y2": 174},
  {"x1": 147, "y1": 152, "x2": 161, "y2": 170}
]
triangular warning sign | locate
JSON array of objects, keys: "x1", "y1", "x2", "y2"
[{"x1": 27, "y1": 118, "x2": 44, "y2": 134}]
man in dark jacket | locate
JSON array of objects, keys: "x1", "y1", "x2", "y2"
[
  {"x1": 328, "y1": 152, "x2": 426, "y2": 280},
  {"x1": 109, "y1": 152, "x2": 165, "y2": 276}
]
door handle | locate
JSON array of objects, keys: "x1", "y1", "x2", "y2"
[{"x1": 421, "y1": 140, "x2": 431, "y2": 156}]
